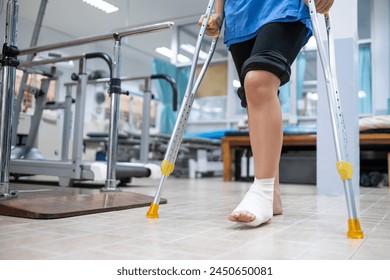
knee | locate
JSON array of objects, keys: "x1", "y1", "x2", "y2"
[
  {"x1": 244, "y1": 70, "x2": 280, "y2": 106},
  {"x1": 240, "y1": 50, "x2": 291, "y2": 107}
]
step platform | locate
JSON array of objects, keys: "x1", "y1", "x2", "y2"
[{"x1": 0, "y1": 182, "x2": 167, "y2": 219}]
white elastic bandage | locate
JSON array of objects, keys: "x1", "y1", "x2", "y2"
[{"x1": 231, "y1": 177, "x2": 275, "y2": 227}]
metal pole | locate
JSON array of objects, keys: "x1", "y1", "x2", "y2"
[
  {"x1": 140, "y1": 78, "x2": 152, "y2": 163},
  {"x1": 101, "y1": 37, "x2": 122, "y2": 192},
  {"x1": 12, "y1": 0, "x2": 48, "y2": 146},
  {"x1": 19, "y1": 22, "x2": 174, "y2": 56},
  {"x1": 19, "y1": 55, "x2": 84, "y2": 68},
  {"x1": 0, "y1": 0, "x2": 19, "y2": 199},
  {"x1": 70, "y1": 57, "x2": 88, "y2": 181},
  {"x1": 61, "y1": 84, "x2": 73, "y2": 160}
]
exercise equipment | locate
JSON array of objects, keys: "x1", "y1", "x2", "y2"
[
  {"x1": 0, "y1": 182, "x2": 167, "y2": 219},
  {"x1": 0, "y1": 0, "x2": 173, "y2": 218},
  {"x1": 10, "y1": 54, "x2": 173, "y2": 187},
  {"x1": 84, "y1": 130, "x2": 223, "y2": 180},
  {"x1": 11, "y1": 69, "x2": 55, "y2": 162},
  {"x1": 0, "y1": 0, "x2": 174, "y2": 193},
  {"x1": 15, "y1": 24, "x2": 174, "y2": 190},
  {"x1": 308, "y1": 0, "x2": 363, "y2": 239},
  {"x1": 147, "y1": 0, "x2": 220, "y2": 218},
  {"x1": 81, "y1": 73, "x2": 178, "y2": 163}
]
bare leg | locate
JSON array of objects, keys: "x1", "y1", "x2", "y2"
[{"x1": 229, "y1": 70, "x2": 282, "y2": 225}]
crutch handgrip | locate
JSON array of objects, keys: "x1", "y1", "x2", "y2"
[{"x1": 207, "y1": 15, "x2": 222, "y2": 39}]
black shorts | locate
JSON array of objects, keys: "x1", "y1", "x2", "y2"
[{"x1": 229, "y1": 21, "x2": 309, "y2": 107}]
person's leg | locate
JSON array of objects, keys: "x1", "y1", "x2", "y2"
[
  {"x1": 229, "y1": 21, "x2": 308, "y2": 226},
  {"x1": 228, "y1": 69, "x2": 282, "y2": 225},
  {"x1": 229, "y1": 38, "x2": 283, "y2": 216},
  {"x1": 273, "y1": 170, "x2": 283, "y2": 215}
]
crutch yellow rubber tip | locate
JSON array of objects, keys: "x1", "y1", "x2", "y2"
[
  {"x1": 347, "y1": 219, "x2": 364, "y2": 239},
  {"x1": 146, "y1": 203, "x2": 159, "y2": 219}
]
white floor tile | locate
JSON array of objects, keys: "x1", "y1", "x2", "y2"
[{"x1": 0, "y1": 177, "x2": 389, "y2": 260}]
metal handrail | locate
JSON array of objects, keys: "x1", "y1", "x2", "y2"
[{"x1": 19, "y1": 22, "x2": 174, "y2": 56}]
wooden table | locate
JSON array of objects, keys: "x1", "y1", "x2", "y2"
[{"x1": 221, "y1": 133, "x2": 390, "y2": 185}]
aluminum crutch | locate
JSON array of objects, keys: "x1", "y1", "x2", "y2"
[
  {"x1": 147, "y1": 0, "x2": 220, "y2": 218},
  {"x1": 308, "y1": 0, "x2": 363, "y2": 239}
]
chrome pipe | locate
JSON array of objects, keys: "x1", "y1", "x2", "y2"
[
  {"x1": 0, "y1": 0, "x2": 19, "y2": 199},
  {"x1": 19, "y1": 22, "x2": 174, "y2": 56},
  {"x1": 102, "y1": 39, "x2": 122, "y2": 192}
]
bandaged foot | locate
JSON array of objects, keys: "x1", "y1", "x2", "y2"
[{"x1": 229, "y1": 177, "x2": 274, "y2": 227}]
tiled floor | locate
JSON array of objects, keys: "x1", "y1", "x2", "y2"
[{"x1": 0, "y1": 176, "x2": 389, "y2": 260}]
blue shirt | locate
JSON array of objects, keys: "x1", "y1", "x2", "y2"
[{"x1": 224, "y1": 0, "x2": 312, "y2": 47}]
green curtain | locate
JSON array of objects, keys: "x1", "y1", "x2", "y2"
[
  {"x1": 279, "y1": 82, "x2": 290, "y2": 114},
  {"x1": 279, "y1": 52, "x2": 306, "y2": 115},
  {"x1": 296, "y1": 52, "x2": 307, "y2": 103},
  {"x1": 358, "y1": 44, "x2": 372, "y2": 114},
  {"x1": 152, "y1": 58, "x2": 190, "y2": 134}
]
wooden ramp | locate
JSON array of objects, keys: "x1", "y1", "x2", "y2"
[{"x1": 0, "y1": 183, "x2": 166, "y2": 219}]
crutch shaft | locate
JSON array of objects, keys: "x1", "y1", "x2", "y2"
[
  {"x1": 146, "y1": 0, "x2": 217, "y2": 219},
  {"x1": 308, "y1": 0, "x2": 363, "y2": 239}
]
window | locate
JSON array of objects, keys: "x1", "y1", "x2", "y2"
[
  {"x1": 278, "y1": 0, "x2": 373, "y2": 120},
  {"x1": 357, "y1": 0, "x2": 372, "y2": 114}
]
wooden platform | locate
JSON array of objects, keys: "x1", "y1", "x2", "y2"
[
  {"x1": 0, "y1": 183, "x2": 167, "y2": 219},
  {"x1": 222, "y1": 133, "x2": 390, "y2": 184}
]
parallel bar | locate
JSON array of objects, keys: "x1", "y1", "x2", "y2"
[
  {"x1": 19, "y1": 22, "x2": 174, "y2": 56},
  {"x1": 64, "y1": 75, "x2": 152, "y2": 86},
  {"x1": 19, "y1": 55, "x2": 84, "y2": 67}
]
